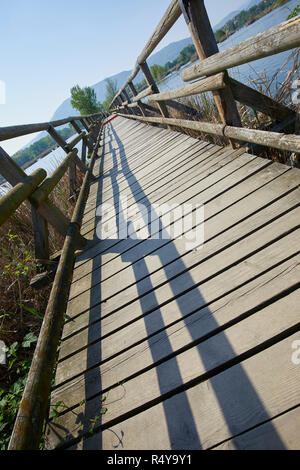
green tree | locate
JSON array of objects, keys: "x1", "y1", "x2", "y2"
[
  {"x1": 215, "y1": 29, "x2": 226, "y2": 42},
  {"x1": 287, "y1": 4, "x2": 300, "y2": 19},
  {"x1": 102, "y1": 78, "x2": 119, "y2": 111},
  {"x1": 70, "y1": 85, "x2": 101, "y2": 116},
  {"x1": 150, "y1": 64, "x2": 166, "y2": 81}
]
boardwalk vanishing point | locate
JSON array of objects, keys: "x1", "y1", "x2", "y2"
[{"x1": 1, "y1": 0, "x2": 299, "y2": 451}]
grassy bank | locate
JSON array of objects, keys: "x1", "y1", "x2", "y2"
[{"x1": 0, "y1": 170, "x2": 83, "y2": 449}]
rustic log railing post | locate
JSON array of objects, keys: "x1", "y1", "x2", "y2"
[
  {"x1": 122, "y1": 89, "x2": 133, "y2": 115},
  {"x1": 31, "y1": 206, "x2": 50, "y2": 261},
  {"x1": 71, "y1": 119, "x2": 82, "y2": 135},
  {"x1": 179, "y1": 0, "x2": 242, "y2": 146},
  {"x1": 71, "y1": 120, "x2": 88, "y2": 165},
  {"x1": 48, "y1": 125, "x2": 70, "y2": 152},
  {"x1": 139, "y1": 61, "x2": 170, "y2": 121},
  {"x1": 80, "y1": 118, "x2": 89, "y2": 132},
  {"x1": 128, "y1": 81, "x2": 147, "y2": 117},
  {"x1": 48, "y1": 126, "x2": 77, "y2": 198},
  {"x1": 0, "y1": 148, "x2": 71, "y2": 261}
]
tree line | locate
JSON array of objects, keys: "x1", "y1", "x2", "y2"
[{"x1": 214, "y1": 0, "x2": 289, "y2": 43}]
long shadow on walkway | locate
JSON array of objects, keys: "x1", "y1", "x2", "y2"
[{"x1": 55, "y1": 120, "x2": 286, "y2": 450}]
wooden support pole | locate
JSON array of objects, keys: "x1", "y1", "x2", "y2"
[
  {"x1": 122, "y1": 89, "x2": 131, "y2": 103},
  {"x1": 122, "y1": 90, "x2": 134, "y2": 115},
  {"x1": 69, "y1": 161, "x2": 77, "y2": 199},
  {"x1": 182, "y1": 15, "x2": 300, "y2": 81},
  {"x1": 71, "y1": 120, "x2": 83, "y2": 135},
  {"x1": 0, "y1": 169, "x2": 46, "y2": 227},
  {"x1": 228, "y1": 77, "x2": 297, "y2": 122},
  {"x1": 31, "y1": 205, "x2": 50, "y2": 261},
  {"x1": 139, "y1": 61, "x2": 169, "y2": 120},
  {"x1": 0, "y1": 147, "x2": 86, "y2": 248},
  {"x1": 80, "y1": 119, "x2": 89, "y2": 132},
  {"x1": 179, "y1": 0, "x2": 242, "y2": 146},
  {"x1": 48, "y1": 126, "x2": 70, "y2": 152},
  {"x1": 128, "y1": 82, "x2": 147, "y2": 117}
]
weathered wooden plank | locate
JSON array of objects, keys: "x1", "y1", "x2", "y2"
[
  {"x1": 78, "y1": 335, "x2": 300, "y2": 450},
  {"x1": 82, "y1": 138, "x2": 210, "y2": 229},
  {"x1": 66, "y1": 173, "x2": 299, "y2": 345},
  {"x1": 60, "y1": 184, "x2": 300, "y2": 356},
  {"x1": 73, "y1": 160, "x2": 295, "y2": 291},
  {"x1": 56, "y1": 211, "x2": 300, "y2": 384},
  {"x1": 81, "y1": 142, "x2": 217, "y2": 233},
  {"x1": 53, "y1": 249, "x2": 300, "y2": 409},
  {"x1": 46, "y1": 317, "x2": 300, "y2": 449},
  {"x1": 84, "y1": 133, "x2": 195, "y2": 215},
  {"x1": 213, "y1": 407, "x2": 300, "y2": 450},
  {"x1": 81, "y1": 151, "x2": 264, "y2": 240}
]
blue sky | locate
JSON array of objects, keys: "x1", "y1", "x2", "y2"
[{"x1": 0, "y1": 0, "x2": 248, "y2": 154}]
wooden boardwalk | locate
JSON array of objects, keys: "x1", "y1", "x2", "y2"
[{"x1": 45, "y1": 116, "x2": 300, "y2": 450}]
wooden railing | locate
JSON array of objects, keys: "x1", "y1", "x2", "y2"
[
  {"x1": 109, "y1": 0, "x2": 300, "y2": 153},
  {"x1": 0, "y1": 111, "x2": 104, "y2": 450},
  {"x1": 0, "y1": 112, "x2": 103, "y2": 262}
]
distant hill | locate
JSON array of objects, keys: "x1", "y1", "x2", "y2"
[
  {"x1": 213, "y1": 0, "x2": 262, "y2": 30},
  {"x1": 213, "y1": 10, "x2": 241, "y2": 30},
  {"x1": 25, "y1": 37, "x2": 193, "y2": 148}
]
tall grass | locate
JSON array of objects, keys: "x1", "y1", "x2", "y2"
[
  {"x1": 0, "y1": 168, "x2": 83, "y2": 449},
  {"x1": 167, "y1": 48, "x2": 300, "y2": 166}
]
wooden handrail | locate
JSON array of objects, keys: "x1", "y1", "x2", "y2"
[
  {"x1": 111, "y1": 0, "x2": 299, "y2": 155},
  {"x1": 119, "y1": 113, "x2": 300, "y2": 153},
  {"x1": 8, "y1": 125, "x2": 103, "y2": 451},
  {"x1": 0, "y1": 115, "x2": 103, "y2": 261},
  {"x1": 29, "y1": 149, "x2": 79, "y2": 207},
  {"x1": 0, "y1": 169, "x2": 46, "y2": 226},
  {"x1": 136, "y1": 0, "x2": 182, "y2": 65},
  {"x1": 0, "y1": 112, "x2": 102, "y2": 141},
  {"x1": 148, "y1": 73, "x2": 226, "y2": 102},
  {"x1": 111, "y1": 0, "x2": 182, "y2": 106},
  {"x1": 182, "y1": 16, "x2": 300, "y2": 81},
  {"x1": 132, "y1": 85, "x2": 155, "y2": 102}
]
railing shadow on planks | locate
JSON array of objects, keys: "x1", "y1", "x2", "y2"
[{"x1": 1, "y1": 0, "x2": 300, "y2": 451}]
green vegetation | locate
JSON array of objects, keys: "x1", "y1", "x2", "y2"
[
  {"x1": 0, "y1": 169, "x2": 81, "y2": 449},
  {"x1": 102, "y1": 78, "x2": 119, "y2": 111},
  {"x1": 70, "y1": 85, "x2": 101, "y2": 115},
  {"x1": 12, "y1": 125, "x2": 74, "y2": 169},
  {"x1": 214, "y1": 0, "x2": 290, "y2": 43},
  {"x1": 287, "y1": 3, "x2": 300, "y2": 18},
  {"x1": 164, "y1": 44, "x2": 196, "y2": 73}
]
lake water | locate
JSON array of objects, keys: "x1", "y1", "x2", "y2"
[
  {"x1": 158, "y1": 0, "x2": 300, "y2": 93},
  {"x1": 0, "y1": 137, "x2": 83, "y2": 194},
  {"x1": 1, "y1": 0, "x2": 299, "y2": 194}
]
